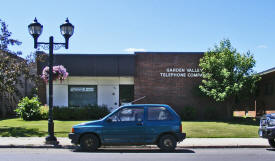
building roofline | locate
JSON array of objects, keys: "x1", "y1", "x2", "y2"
[
  {"x1": 53, "y1": 53, "x2": 135, "y2": 56},
  {"x1": 37, "y1": 53, "x2": 136, "y2": 77},
  {"x1": 47, "y1": 52, "x2": 205, "y2": 56},
  {"x1": 135, "y1": 52, "x2": 205, "y2": 54},
  {"x1": 258, "y1": 67, "x2": 275, "y2": 75}
]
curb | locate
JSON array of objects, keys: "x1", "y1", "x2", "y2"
[
  {"x1": 0, "y1": 145, "x2": 270, "y2": 149},
  {"x1": 178, "y1": 145, "x2": 270, "y2": 148},
  {"x1": 0, "y1": 145, "x2": 75, "y2": 149}
]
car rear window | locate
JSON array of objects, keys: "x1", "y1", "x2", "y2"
[{"x1": 147, "y1": 107, "x2": 172, "y2": 121}]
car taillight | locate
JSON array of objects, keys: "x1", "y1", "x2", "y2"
[{"x1": 72, "y1": 128, "x2": 75, "y2": 133}]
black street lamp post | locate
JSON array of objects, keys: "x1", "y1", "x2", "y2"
[{"x1": 28, "y1": 18, "x2": 74, "y2": 144}]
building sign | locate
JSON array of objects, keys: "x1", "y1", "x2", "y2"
[
  {"x1": 70, "y1": 87, "x2": 95, "y2": 92},
  {"x1": 160, "y1": 67, "x2": 203, "y2": 78}
]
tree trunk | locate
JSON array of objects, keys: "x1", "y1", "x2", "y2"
[
  {"x1": 0, "y1": 93, "x2": 7, "y2": 118},
  {"x1": 225, "y1": 99, "x2": 234, "y2": 120}
]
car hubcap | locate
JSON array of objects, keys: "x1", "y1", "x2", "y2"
[
  {"x1": 164, "y1": 138, "x2": 172, "y2": 147},
  {"x1": 85, "y1": 138, "x2": 94, "y2": 147}
]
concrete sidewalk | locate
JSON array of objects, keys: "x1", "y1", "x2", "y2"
[{"x1": 0, "y1": 137, "x2": 270, "y2": 149}]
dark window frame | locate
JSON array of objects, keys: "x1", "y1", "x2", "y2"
[{"x1": 68, "y1": 85, "x2": 97, "y2": 107}]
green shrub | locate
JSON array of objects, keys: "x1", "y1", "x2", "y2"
[
  {"x1": 53, "y1": 105, "x2": 110, "y2": 120},
  {"x1": 39, "y1": 105, "x2": 49, "y2": 120},
  {"x1": 15, "y1": 97, "x2": 42, "y2": 120},
  {"x1": 180, "y1": 106, "x2": 196, "y2": 121}
]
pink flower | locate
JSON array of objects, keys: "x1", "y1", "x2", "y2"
[{"x1": 41, "y1": 65, "x2": 69, "y2": 83}]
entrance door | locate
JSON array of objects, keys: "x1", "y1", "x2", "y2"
[
  {"x1": 98, "y1": 85, "x2": 119, "y2": 111},
  {"x1": 119, "y1": 85, "x2": 134, "y2": 106}
]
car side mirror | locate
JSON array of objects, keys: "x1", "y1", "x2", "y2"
[{"x1": 106, "y1": 118, "x2": 112, "y2": 123}]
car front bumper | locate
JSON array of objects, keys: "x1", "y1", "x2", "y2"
[
  {"x1": 259, "y1": 127, "x2": 275, "y2": 139},
  {"x1": 175, "y1": 132, "x2": 186, "y2": 142},
  {"x1": 68, "y1": 133, "x2": 81, "y2": 144}
]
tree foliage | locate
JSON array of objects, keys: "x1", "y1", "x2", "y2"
[
  {"x1": 199, "y1": 39, "x2": 260, "y2": 118},
  {"x1": 0, "y1": 18, "x2": 34, "y2": 118},
  {"x1": 0, "y1": 19, "x2": 22, "y2": 53}
]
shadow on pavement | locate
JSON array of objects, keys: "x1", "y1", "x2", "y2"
[
  {"x1": 72, "y1": 147, "x2": 195, "y2": 153},
  {"x1": 266, "y1": 148, "x2": 275, "y2": 151}
]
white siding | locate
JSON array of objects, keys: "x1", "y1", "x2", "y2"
[
  {"x1": 46, "y1": 84, "x2": 68, "y2": 107},
  {"x1": 46, "y1": 76, "x2": 133, "y2": 109},
  {"x1": 98, "y1": 85, "x2": 119, "y2": 111}
]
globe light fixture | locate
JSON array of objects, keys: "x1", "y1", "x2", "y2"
[
  {"x1": 28, "y1": 17, "x2": 43, "y2": 48},
  {"x1": 60, "y1": 18, "x2": 74, "y2": 49}
]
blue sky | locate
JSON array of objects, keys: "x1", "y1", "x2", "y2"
[{"x1": 1, "y1": 0, "x2": 274, "y2": 72}]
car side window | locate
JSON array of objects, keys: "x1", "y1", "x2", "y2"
[
  {"x1": 109, "y1": 108, "x2": 144, "y2": 122},
  {"x1": 147, "y1": 107, "x2": 172, "y2": 121}
]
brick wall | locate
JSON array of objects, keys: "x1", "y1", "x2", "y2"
[{"x1": 134, "y1": 52, "x2": 225, "y2": 119}]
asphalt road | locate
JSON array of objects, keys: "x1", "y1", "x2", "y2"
[{"x1": 0, "y1": 148, "x2": 274, "y2": 161}]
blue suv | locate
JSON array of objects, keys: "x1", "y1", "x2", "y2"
[
  {"x1": 259, "y1": 113, "x2": 275, "y2": 148},
  {"x1": 69, "y1": 104, "x2": 186, "y2": 151}
]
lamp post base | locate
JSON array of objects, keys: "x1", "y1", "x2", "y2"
[{"x1": 45, "y1": 135, "x2": 59, "y2": 145}]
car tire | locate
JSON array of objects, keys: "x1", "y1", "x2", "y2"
[
  {"x1": 157, "y1": 134, "x2": 177, "y2": 151},
  {"x1": 268, "y1": 139, "x2": 275, "y2": 148},
  {"x1": 80, "y1": 134, "x2": 99, "y2": 151}
]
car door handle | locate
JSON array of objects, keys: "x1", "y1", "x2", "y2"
[{"x1": 136, "y1": 122, "x2": 143, "y2": 126}]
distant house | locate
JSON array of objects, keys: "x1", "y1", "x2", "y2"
[
  {"x1": 0, "y1": 52, "x2": 35, "y2": 118},
  {"x1": 234, "y1": 67, "x2": 275, "y2": 117},
  {"x1": 255, "y1": 67, "x2": 275, "y2": 114}
]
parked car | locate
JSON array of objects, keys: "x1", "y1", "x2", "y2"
[
  {"x1": 69, "y1": 104, "x2": 186, "y2": 151},
  {"x1": 259, "y1": 113, "x2": 275, "y2": 148}
]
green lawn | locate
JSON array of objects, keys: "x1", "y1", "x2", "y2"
[
  {"x1": 182, "y1": 121, "x2": 259, "y2": 138},
  {"x1": 0, "y1": 118, "x2": 259, "y2": 138},
  {"x1": 0, "y1": 118, "x2": 86, "y2": 137}
]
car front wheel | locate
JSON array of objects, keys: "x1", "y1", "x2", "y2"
[
  {"x1": 157, "y1": 134, "x2": 177, "y2": 151},
  {"x1": 268, "y1": 139, "x2": 275, "y2": 148},
  {"x1": 80, "y1": 134, "x2": 99, "y2": 151}
]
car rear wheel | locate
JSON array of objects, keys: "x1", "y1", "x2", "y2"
[
  {"x1": 268, "y1": 139, "x2": 275, "y2": 148},
  {"x1": 80, "y1": 134, "x2": 99, "y2": 151},
  {"x1": 157, "y1": 134, "x2": 177, "y2": 151}
]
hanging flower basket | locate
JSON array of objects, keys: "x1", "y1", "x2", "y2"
[{"x1": 41, "y1": 65, "x2": 69, "y2": 83}]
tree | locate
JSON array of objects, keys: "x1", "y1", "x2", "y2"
[
  {"x1": 0, "y1": 19, "x2": 32, "y2": 118},
  {"x1": 199, "y1": 39, "x2": 260, "y2": 119}
]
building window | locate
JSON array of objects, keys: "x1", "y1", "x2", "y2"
[
  {"x1": 147, "y1": 107, "x2": 172, "y2": 121},
  {"x1": 68, "y1": 85, "x2": 97, "y2": 107}
]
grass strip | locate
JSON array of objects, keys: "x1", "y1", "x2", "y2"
[{"x1": 0, "y1": 118, "x2": 259, "y2": 138}]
